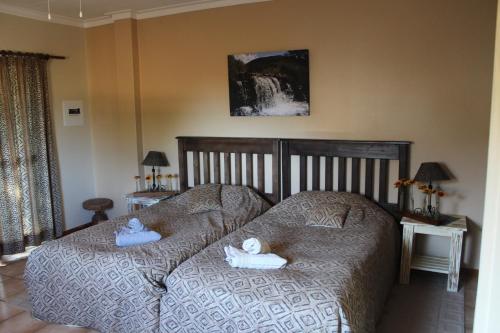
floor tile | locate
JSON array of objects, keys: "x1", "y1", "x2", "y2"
[
  {"x1": 0, "y1": 311, "x2": 47, "y2": 333},
  {"x1": 0, "y1": 301, "x2": 24, "y2": 322},
  {"x1": 7, "y1": 291, "x2": 31, "y2": 311},
  {"x1": 0, "y1": 260, "x2": 26, "y2": 279},
  {"x1": 0, "y1": 278, "x2": 26, "y2": 300}
]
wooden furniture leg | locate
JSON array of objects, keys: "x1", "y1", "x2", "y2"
[
  {"x1": 400, "y1": 225, "x2": 415, "y2": 284},
  {"x1": 448, "y1": 231, "x2": 464, "y2": 292}
]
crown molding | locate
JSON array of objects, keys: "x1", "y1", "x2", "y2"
[
  {"x1": 135, "y1": 0, "x2": 272, "y2": 20},
  {"x1": 0, "y1": 0, "x2": 272, "y2": 29},
  {"x1": 0, "y1": 2, "x2": 83, "y2": 27}
]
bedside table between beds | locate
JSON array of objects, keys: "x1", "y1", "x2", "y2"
[
  {"x1": 125, "y1": 191, "x2": 179, "y2": 212},
  {"x1": 399, "y1": 215, "x2": 467, "y2": 292}
]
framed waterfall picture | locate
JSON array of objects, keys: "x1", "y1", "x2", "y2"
[{"x1": 228, "y1": 49, "x2": 310, "y2": 116}]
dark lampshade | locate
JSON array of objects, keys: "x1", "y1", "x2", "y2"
[
  {"x1": 142, "y1": 151, "x2": 169, "y2": 167},
  {"x1": 414, "y1": 162, "x2": 450, "y2": 183}
]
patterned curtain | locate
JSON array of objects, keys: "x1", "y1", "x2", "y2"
[{"x1": 0, "y1": 54, "x2": 64, "y2": 255}]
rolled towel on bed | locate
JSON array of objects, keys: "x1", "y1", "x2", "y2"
[
  {"x1": 115, "y1": 218, "x2": 161, "y2": 247},
  {"x1": 224, "y1": 245, "x2": 287, "y2": 269},
  {"x1": 242, "y1": 237, "x2": 271, "y2": 254},
  {"x1": 127, "y1": 218, "x2": 145, "y2": 232}
]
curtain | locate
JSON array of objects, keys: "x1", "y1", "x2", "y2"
[{"x1": 0, "y1": 54, "x2": 63, "y2": 255}]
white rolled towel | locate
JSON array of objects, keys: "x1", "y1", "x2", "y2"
[
  {"x1": 242, "y1": 237, "x2": 271, "y2": 254},
  {"x1": 224, "y1": 245, "x2": 287, "y2": 269}
]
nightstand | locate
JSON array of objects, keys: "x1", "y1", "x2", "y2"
[
  {"x1": 399, "y1": 215, "x2": 467, "y2": 292},
  {"x1": 125, "y1": 191, "x2": 179, "y2": 213}
]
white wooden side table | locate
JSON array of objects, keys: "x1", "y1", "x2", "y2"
[
  {"x1": 399, "y1": 215, "x2": 467, "y2": 292},
  {"x1": 125, "y1": 191, "x2": 179, "y2": 213}
]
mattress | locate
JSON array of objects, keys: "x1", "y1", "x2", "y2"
[
  {"x1": 160, "y1": 191, "x2": 399, "y2": 333},
  {"x1": 25, "y1": 185, "x2": 269, "y2": 333}
]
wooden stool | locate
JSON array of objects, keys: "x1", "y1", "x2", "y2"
[{"x1": 83, "y1": 198, "x2": 113, "y2": 225}]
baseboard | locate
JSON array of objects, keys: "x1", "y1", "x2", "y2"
[{"x1": 62, "y1": 222, "x2": 93, "y2": 236}]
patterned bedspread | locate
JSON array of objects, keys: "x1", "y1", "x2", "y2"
[
  {"x1": 160, "y1": 191, "x2": 399, "y2": 333},
  {"x1": 25, "y1": 185, "x2": 269, "y2": 333}
]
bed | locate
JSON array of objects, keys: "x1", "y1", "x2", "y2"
[
  {"x1": 25, "y1": 137, "x2": 281, "y2": 333},
  {"x1": 159, "y1": 138, "x2": 410, "y2": 333}
]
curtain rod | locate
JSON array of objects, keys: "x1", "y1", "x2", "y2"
[{"x1": 0, "y1": 50, "x2": 66, "y2": 60}]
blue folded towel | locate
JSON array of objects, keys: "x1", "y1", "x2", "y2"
[{"x1": 115, "y1": 218, "x2": 161, "y2": 247}]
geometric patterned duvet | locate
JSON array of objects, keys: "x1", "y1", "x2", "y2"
[
  {"x1": 160, "y1": 191, "x2": 399, "y2": 333},
  {"x1": 25, "y1": 185, "x2": 269, "y2": 333}
]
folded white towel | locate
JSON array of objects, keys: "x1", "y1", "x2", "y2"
[
  {"x1": 117, "y1": 218, "x2": 146, "y2": 235},
  {"x1": 115, "y1": 218, "x2": 161, "y2": 247},
  {"x1": 224, "y1": 245, "x2": 287, "y2": 269},
  {"x1": 242, "y1": 237, "x2": 271, "y2": 254}
]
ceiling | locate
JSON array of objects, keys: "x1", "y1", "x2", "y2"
[{"x1": 0, "y1": 0, "x2": 270, "y2": 27}]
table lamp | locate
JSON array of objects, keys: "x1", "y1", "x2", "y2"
[
  {"x1": 142, "y1": 151, "x2": 169, "y2": 191},
  {"x1": 414, "y1": 162, "x2": 450, "y2": 215}
]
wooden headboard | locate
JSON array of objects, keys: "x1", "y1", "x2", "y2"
[
  {"x1": 177, "y1": 137, "x2": 281, "y2": 204},
  {"x1": 281, "y1": 139, "x2": 411, "y2": 213}
]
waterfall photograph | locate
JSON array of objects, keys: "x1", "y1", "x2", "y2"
[{"x1": 228, "y1": 49, "x2": 310, "y2": 116}]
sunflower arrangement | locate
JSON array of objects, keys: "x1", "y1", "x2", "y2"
[{"x1": 395, "y1": 178, "x2": 446, "y2": 217}]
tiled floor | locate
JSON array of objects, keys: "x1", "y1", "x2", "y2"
[
  {"x1": 0, "y1": 259, "x2": 478, "y2": 333},
  {"x1": 0, "y1": 259, "x2": 98, "y2": 333},
  {"x1": 463, "y1": 270, "x2": 478, "y2": 333}
]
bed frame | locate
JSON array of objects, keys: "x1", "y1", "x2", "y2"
[
  {"x1": 177, "y1": 137, "x2": 411, "y2": 213},
  {"x1": 177, "y1": 137, "x2": 281, "y2": 204},
  {"x1": 282, "y1": 139, "x2": 411, "y2": 214}
]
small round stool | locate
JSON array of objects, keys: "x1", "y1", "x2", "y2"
[{"x1": 83, "y1": 198, "x2": 113, "y2": 225}]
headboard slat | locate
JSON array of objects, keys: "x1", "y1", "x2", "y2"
[
  {"x1": 325, "y1": 156, "x2": 333, "y2": 191},
  {"x1": 203, "y1": 152, "x2": 210, "y2": 183},
  {"x1": 352, "y1": 157, "x2": 361, "y2": 194},
  {"x1": 246, "y1": 153, "x2": 253, "y2": 187},
  {"x1": 224, "y1": 152, "x2": 231, "y2": 185},
  {"x1": 299, "y1": 155, "x2": 307, "y2": 191},
  {"x1": 257, "y1": 154, "x2": 265, "y2": 192},
  {"x1": 365, "y1": 158, "x2": 375, "y2": 199},
  {"x1": 235, "y1": 152, "x2": 242, "y2": 185},
  {"x1": 338, "y1": 157, "x2": 347, "y2": 192},
  {"x1": 379, "y1": 159, "x2": 389, "y2": 203},
  {"x1": 193, "y1": 152, "x2": 200, "y2": 186},
  {"x1": 213, "y1": 152, "x2": 220, "y2": 184},
  {"x1": 312, "y1": 155, "x2": 320, "y2": 191}
]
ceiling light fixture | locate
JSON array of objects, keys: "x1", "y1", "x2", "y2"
[
  {"x1": 79, "y1": 0, "x2": 83, "y2": 18},
  {"x1": 47, "y1": 0, "x2": 51, "y2": 20}
]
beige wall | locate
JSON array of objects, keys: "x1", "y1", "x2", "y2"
[
  {"x1": 85, "y1": 21, "x2": 142, "y2": 215},
  {"x1": 84, "y1": 0, "x2": 496, "y2": 268},
  {"x1": 0, "y1": 13, "x2": 95, "y2": 229}
]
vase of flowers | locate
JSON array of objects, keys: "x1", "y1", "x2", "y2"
[
  {"x1": 156, "y1": 174, "x2": 163, "y2": 190},
  {"x1": 134, "y1": 176, "x2": 141, "y2": 192},
  {"x1": 394, "y1": 178, "x2": 416, "y2": 211}
]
